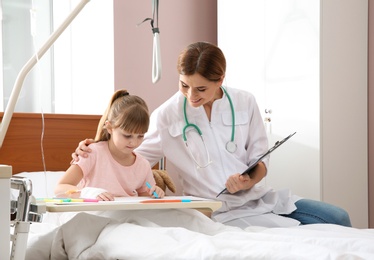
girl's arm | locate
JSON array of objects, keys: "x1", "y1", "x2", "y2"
[{"x1": 54, "y1": 164, "x2": 84, "y2": 198}]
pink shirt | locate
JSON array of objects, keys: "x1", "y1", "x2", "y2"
[{"x1": 74, "y1": 141, "x2": 155, "y2": 197}]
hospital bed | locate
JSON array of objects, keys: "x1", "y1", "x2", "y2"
[
  {"x1": 2, "y1": 112, "x2": 374, "y2": 259},
  {"x1": 1, "y1": 112, "x2": 220, "y2": 259}
]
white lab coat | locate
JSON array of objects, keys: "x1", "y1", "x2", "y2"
[{"x1": 136, "y1": 87, "x2": 299, "y2": 225}]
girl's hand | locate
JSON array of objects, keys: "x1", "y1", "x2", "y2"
[
  {"x1": 97, "y1": 191, "x2": 115, "y2": 201},
  {"x1": 149, "y1": 185, "x2": 165, "y2": 198},
  {"x1": 154, "y1": 186, "x2": 165, "y2": 198},
  {"x1": 80, "y1": 187, "x2": 110, "y2": 200}
]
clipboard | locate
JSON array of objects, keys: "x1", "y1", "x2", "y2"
[{"x1": 216, "y1": 132, "x2": 296, "y2": 197}]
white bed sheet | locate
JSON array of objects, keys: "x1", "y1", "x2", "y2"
[
  {"x1": 15, "y1": 171, "x2": 374, "y2": 260},
  {"x1": 27, "y1": 209, "x2": 374, "y2": 260}
]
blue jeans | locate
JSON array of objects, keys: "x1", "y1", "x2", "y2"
[{"x1": 282, "y1": 199, "x2": 352, "y2": 227}]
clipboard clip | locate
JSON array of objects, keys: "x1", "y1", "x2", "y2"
[{"x1": 268, "y1": 132, "x2": 296, "y2": 153}]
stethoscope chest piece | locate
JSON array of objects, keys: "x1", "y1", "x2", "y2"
[{"x1": 226, "y1": 141, "x2": 237, "y2": 153}]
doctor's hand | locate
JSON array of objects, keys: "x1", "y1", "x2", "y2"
[
  {"x1": 225, "y1": 162, "x2": 267, "y2": 194},
  {"x1": 71, "y1": 138, "x2": 95, "y2": 163},
  {"x1": 225, "y1": 174, "x2": 255, "y2": 194}
]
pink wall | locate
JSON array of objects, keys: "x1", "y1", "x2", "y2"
[{"x1": 113, "y1": 0, "x2": 217, "y2": 113}]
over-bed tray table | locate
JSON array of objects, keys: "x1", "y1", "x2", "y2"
[{"x1": 4, "y1": 168, "x2": 221, "y2": 260}]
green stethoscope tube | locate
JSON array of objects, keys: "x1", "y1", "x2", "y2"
[{"x1": 182, "y1": 86, "x2": 236, "y2": 154}]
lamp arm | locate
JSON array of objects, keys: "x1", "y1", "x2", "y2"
[{"x1": 0, "y1": 0, "x2": 90, "y2": 148}]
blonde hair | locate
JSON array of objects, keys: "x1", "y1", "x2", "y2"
[{"x1": 95, "y1": 89, "x2": 149, "y2": 141}]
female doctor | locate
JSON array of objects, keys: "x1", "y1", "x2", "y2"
[{"x1": 73, "y1": 41, "x2": 351, "y2": 228}]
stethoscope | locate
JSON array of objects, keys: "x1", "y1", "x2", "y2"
[{"x1": 182, "y1": 87, "x2": 237, "y2": 168}]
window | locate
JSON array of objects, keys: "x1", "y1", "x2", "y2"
[{"x1": 1, "y1": 0, "x2": 113, "y2": 115}]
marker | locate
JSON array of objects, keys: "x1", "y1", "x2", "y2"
[
  {"x1": 82, "y1": 198, "x2": 99, "y2": 202},
  {"x1": 37, "y1": 198, "x2": 66, "y2": 203},
  {"x1": 63, "y1": 198, "x2": 99, "y2": 202},
  {"x1": 37, "y1": 198, "x2": 99, "y2": 203},
  {"x1": 145, "y1": 182, "x2": 159, "y2": 198},
  {"x1": 69, "y1": 199, "x2": 82, "y2": 202},
  {"x1": 68, "y1": 198, "x2": 99, "y2": 202},
  {"x1": 141, "y1": 199, "x2": 191, "y2": 203}
]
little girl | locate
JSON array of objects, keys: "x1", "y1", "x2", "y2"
[{"x1": 55, "y1": 89, "x2": 165, "y2": 201}]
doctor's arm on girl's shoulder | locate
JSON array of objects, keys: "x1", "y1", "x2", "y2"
[
  {"x1": 71, "y1": 138, "x2": 95, "y2": 163},
  {"x1": 224, "y1": 162, "x2": 267, "y2": 194}
]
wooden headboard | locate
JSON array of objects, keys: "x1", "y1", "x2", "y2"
[{"x1": 0, "y1": 112, "x2": 101, "y2": 174}]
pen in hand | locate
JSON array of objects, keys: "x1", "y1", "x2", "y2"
[{"x1": 146, "y1": 182, "x2": 159, "y2": 198}]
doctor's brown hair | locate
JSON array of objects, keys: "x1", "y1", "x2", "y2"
[
  {"x1": 177, "y1": 42, "x2": 226, "y2": 82},
  {"x1": 95, "y1": 89, "x2": 149, "y2": 141}
]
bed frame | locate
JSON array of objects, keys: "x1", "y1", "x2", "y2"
[{"x1": 0, "y1": 112, "x2": 101, "y2": 174}]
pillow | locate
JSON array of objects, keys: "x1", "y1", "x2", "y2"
[{"x1": 12, "y1": 171, "x2": 65, "y2": 198}]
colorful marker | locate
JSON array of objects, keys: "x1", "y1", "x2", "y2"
[
  {"x1": 141, "y1": 199, "x2": 191, "y2": 203},
  {"x1": 37, "y1": 198, "x2": 67, "y2": 203},
  {"x1": 37, "y1": 198, "x2": 99, "y2": 203},
  {"x1": 68, "y1": 198, "x2": 99, "y2": 202},
  {"x1": 81, "y1": 198, "x2": 99, "y2": 202},
  {"x1": 145, "y1": 182, "x2": 159, "y2": 198}
]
